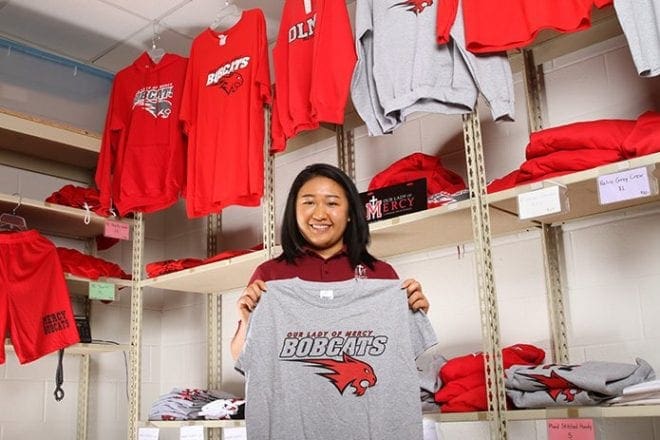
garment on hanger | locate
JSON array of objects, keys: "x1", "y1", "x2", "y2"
[
  {"x1": 0, "y1": 230, "x2": 80, "y2": 365},
  {"x1": 180, "y1": 8, "x2": 271, "y2": 218},
  {"x1": 351, "y1": 0, "x2": 514, "y2": 136},
  {"x1": 614, "y1": 0, "x2": 660, "y2": 77},
  {"x1": 96, "y1": 52, "x2": 188, "y2": 216},
  {"x1": 236, "y1": 278, "x2": 437, "y2": 440},
  {"x1": 270, "y1": 0, "x2": 356, "y2": 152},
  {"x1": 453, "y1": 0, "x2": 612, "y2": 53},
  {"x1": 0, "y1": 195, "x2": 27, "y2": 231}
]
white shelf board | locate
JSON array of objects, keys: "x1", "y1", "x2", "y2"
[
  {"x1": 65, "y1": 273, "x2": 132, "y2": 296},
  {"x1": 140, "y1": 249, "x2": 274, "y2": 294},
  {"x1": 424, "y1": 411, "x2": 491, "y2": 423},
  {"x1": 5, "y1": 340, "x2": 128, "y2": 355},
  {"x1": 506, "y1": 404, "x2": 660, "y2": 420},
  {"x1": 0, "y1": 192, "x2": 132, "y2": 239},
  {"x1": 0, "y1": 107, "x2": 100, "y2": 170},
  {"x1": 488, "y1": 153, "x2": 660, "y2": 225},
  {"x1": 142, "y1": 419, "x2": 245, "y2": 429},
  {"x1": 368, "y1": 199, "x2": 537, "y2": 259}
]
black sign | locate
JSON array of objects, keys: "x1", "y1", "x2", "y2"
[{"x1": 360, "y1": 178, "x2": 427, "y2": 223}]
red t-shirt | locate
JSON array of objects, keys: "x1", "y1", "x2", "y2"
[
  {"x1": 180, "y1": 9, "x2": 271, "y2": 218},
  {"x1": 249, "y1": 249, "x2": 398, "y2": 283}
]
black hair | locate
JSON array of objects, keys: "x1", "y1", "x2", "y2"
[{"x1": 279, "y1": 163, "x2": 376, "y2": 269}]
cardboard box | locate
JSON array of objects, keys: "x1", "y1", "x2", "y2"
[{"x1": 360, "y1": 178, "x2": 427, "y2": 223}]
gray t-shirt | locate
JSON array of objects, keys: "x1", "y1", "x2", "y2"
[{"x1": 236, "y1": 277, "x2": 438, "y2": 440}]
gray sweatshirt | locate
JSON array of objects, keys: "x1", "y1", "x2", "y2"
[
  {"x1": 236, "y1": 277, "x2": 438, "y2": 440},
  {"x1": 351, "y1": 0, "x2": 515, "y2": 136}
]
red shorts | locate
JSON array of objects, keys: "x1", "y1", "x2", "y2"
[{"x1": 0, "y1": 230, "x2": 80, "y2": 364}]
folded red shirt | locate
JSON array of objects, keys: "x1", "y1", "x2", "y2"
[
  {"x1": 622, "y1": 111, "x2": 660, "y2": 158},
  {"x1": 368, "y1": 152, "x2": 466, "y2": 197},
  {"x1": 57, "y1": 247, "x2": 131, "y2": 280},
  {"x1": 435, "y1": 344, "x2": 545, "y2": 412}
]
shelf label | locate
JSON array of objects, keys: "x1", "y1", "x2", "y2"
[
  {"x1": 138, "y1": 427, "x2": 159, "y2": 440},
  {"x1": 104, "y1": 220, "x2": 130, "y2": 240},
  {"x1": 180, "y1": 425, "x2": 204, "y2": 440},
  {"x1": 223, "y1": 427, "x2": 247, "y2": 440},
  {"x1": 547, "y1": 418, "x2": 595, "y2": 440},
  {"x1": 517, "y1": 185, "x2": 566, "y2": 220},
  {"x1": 89, "y1": 282, "x2": 116, "y2": 301},
  {"x1": 597, "y1": 166, "x2": 654, "y2": 205}
]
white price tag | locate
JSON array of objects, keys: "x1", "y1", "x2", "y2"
[
  {"x1": 180, "y1": 425, "x2": 204, "y2": 440},
  {"x1": 138, "y1": 427, "x2": 159, "y2": 440},
  {"x1": 517, "y1": 186, "x2": 564, "y2": 220},
  {"x1": 597, "y1": 166, "x2": 653, "y2": 205},
  {"x1": 423, "y1": 419, "x2": 440, "y2": 440},
  {"x1": 223, "y1": 427, "x2": 248, "y2": 440}
]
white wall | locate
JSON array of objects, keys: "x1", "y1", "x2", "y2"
[{"x1": 1, "y1": 32, "x2": 659, "y2": 440}]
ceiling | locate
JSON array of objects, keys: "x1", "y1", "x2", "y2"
[{"x1": 0, "y1": 0, "x2": 294, "y2": 74}]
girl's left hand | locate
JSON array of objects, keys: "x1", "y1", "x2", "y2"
[{"x1": 401, "y1": 278, "x2": 429, "y2": 313}]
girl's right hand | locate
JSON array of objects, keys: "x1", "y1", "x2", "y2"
[{"x1": 237, "y1": 279, "x2": 267, "y2": 323}]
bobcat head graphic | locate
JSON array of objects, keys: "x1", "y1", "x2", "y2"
[{"x1": 294, "y1": 353, "x2": 378, "y2": 396}]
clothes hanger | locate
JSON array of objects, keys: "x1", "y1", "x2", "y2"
[
  {"x1": 210, "y1": 0, "x2": 242, "y2": 31},
  {"x1": 0, "y1": 193, "x2": 28, "y2": 231},
  {"x1": 147, "y1": 22, "x2": 165, "y2": 64}
]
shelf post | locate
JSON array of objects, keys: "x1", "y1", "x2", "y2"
[
  {"x1": 263, "y1": 107, "x2": 276, "y2": 259},
  {"x1": 462, "y1": 110, "x2": 508, "y2": 440},
  {"x1": 128, "y1": 212, "x2": 144, "y2": 440},
  {"x1": 207, "y1": 213, "x2": 222, "y2": 440},
  {"x1": 76, "y1": 353, "x2": 90, "y2": 440},
  {"x1": 522, "y1": 49, "x2": 545, "y2": 133},
  {"x1": 541, "y1": 224, "x2": 570, "y2": 363},
  {"x1": 336, "y1": 125, "x2": 355, "y2": 181}
]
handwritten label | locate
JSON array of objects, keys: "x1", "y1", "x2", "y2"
[
  {"x1": 138, "y1": 427, "x2": 159, "y2": 440},
  {"x1": 517, "y1": 186, "x2": 564, "y2": 219},
  {"x1": 104, "y1": 220, "x2": 130, "y2": 240},
  {"x1": 89, "y1": 282, "x2": 116, "y2": 301},
  {"x1": 180, "y1": 425, "x2": 204, "y2": 440},
  {"x1": 597, "y1": 166, "x2": 653, "y2": 205},
  {"x1": 547, "y1": 419, "x2": 595, "y2": 440}
]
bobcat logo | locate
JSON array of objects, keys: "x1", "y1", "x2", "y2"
[
  {"x1": 144, "y1": 100, "x2": 172, "y2": 118},
  {"x1": 293, "y1": 353, "x2": 377, "y2": 396},
  {"x1": 520, "y1": 369, "x2": 580, "y2": 402},
  {"x1": 391, "y1": 0, "x2": 433, "y2": 14},
  {"x1": 218, "y1": 72, "x2": 244, "y2": 95}
]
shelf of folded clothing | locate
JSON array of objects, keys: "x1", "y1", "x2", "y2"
[
  {"x1": 140, "y1": 248, "x2": 277, "y2": 294},
  {"x1": 0, "y1": 191, "x2": 132, "y2": 239},
  {"x1": 487, "y1": 152, "x2": 660, "y2": 225},
  {"x1": 65, "y1": 273, "x2": 132, "y2": 297},
  {"x1": 504, "y1": 404, "x2": 660, "y2": 420},
  {"x1": 368, "y1": 199, "x2": 538, "y2": 259},
  {"x1": 508, "y1": 5, "x2": 621, "y2": 72},
  {"x1": 4, "y1": 340, "x2": 128, "y2": 355},
  {"x1": 0, "y1": 107, "x2": 101, "y2": 182},
  {"x1": 141, "y1": 420, "x2": 245, "y2": 429}
]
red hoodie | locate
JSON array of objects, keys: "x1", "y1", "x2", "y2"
[{"x1": 96, "y1": 52, "x2": 188, "y2": 216}]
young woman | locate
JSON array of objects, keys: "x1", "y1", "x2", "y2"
[{"x1": 230, "y1": 163, "x2": 430, "y2": 359}]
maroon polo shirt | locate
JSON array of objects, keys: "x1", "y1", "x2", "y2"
[{"x1": 248, "y1": 248, "x2": 398, "y2": 283}]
